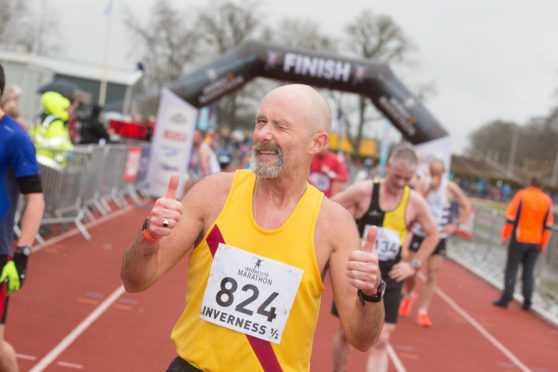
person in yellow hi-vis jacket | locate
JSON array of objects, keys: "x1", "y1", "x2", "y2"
[{"x1": 29, "y1": 91, "x2": 76, "y2": 170}]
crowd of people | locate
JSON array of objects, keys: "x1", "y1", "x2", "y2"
[{"x1": 1, "y1": 63, "x2": 553, "y2": 371}]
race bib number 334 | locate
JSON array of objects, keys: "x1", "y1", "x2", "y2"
[{"x1": 200, "y1": 243, "x2": 304, "y2": 344}]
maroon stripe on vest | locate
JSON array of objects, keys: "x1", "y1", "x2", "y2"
[
  {"x1": 205, "y1": 225, "x2": 284, "y2": 372},
  {"x1": 206, "y1": 225, "x2": 225, "y2": 257},
  {"x1": 247, "y1": 335, "x2": 283, "y2": 372}
]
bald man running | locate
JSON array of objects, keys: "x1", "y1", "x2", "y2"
[
  {"x1": 399, "y1": 158, "x2": 471, "y2": 327},
  {"x1": 121, "y1": 84, "x2": 384, "y2": 372}
]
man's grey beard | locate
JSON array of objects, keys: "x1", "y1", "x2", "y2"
[{"x1": 250, "y1": 146, "x2": 283, "y2": 179}]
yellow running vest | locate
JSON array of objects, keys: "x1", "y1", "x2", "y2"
[{"x1": 171, "y1": 169, "x2": 324, "y2": 372}]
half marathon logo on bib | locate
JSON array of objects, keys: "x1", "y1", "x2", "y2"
[{"x1": 200, "y1": 243, "x2": 304, "y2": 344}]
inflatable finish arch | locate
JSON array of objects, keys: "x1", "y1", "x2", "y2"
[{"x1": 168, "y1": 40, "x2": 447, "y2": 145}]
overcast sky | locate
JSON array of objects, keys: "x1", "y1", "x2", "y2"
[{"x1": 38, "y1": 0, "x2": 558, "y2": 154}]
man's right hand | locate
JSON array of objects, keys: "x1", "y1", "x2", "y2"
[{"x1": 147, "y1": 174, "x2": 183, "y2": 240}]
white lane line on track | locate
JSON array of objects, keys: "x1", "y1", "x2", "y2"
[
  {"x1": 57, "y1": 361, "x2": 84, "y2": 369},
  {"x1": 29, "y1": 285, "x2": 126, "y2": 372},
  {"x1": 387, "y1": 344, "x2": 407, "y2": 372},
  {"x1": 16, "y1": 353, "x2": 37, "y2": 360},
  {"x1": 418, "y1": 272, "x2": 531, "y2": 372},
  {"x1": 31, "y1": 204, "x2": 135, "y2": 253},
  {"x1": 26, "y1": 206, "x2": 137, "y2": 371}
]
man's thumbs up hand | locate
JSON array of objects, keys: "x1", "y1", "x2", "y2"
[
  {"x1": 165, "y1": 173, "x2": 179, "y2": 200},
  {"x1": 346, "y1": 226, "x2": 381, "y2": 296},
  {"x1": 147, "y1": 173, "x2": 183, "y2": 239},
  {"x1": 362, "y1": 226, "x2": 377, "y2": 253}
]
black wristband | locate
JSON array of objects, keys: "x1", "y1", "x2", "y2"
[
  {"x1": 12, "y1": 252, "x2": 29, "y2": 284},
  {"x1": 358, "y1": 280, "x2": 386, "y2": 304}
]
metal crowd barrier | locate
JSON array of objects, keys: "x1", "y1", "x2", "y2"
[
  {"x1": 28, "y1": 143, "x2": 152, "y2": 241},
  {"x1": 447, "y1": 203, "x2": 558, "y2": 324}
]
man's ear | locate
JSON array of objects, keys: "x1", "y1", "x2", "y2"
[{"x1": 310, "y1": 132, "x2": 328, "y2": 155}]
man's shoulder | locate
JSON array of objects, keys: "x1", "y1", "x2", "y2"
[
  {"x1": 406, "y1": 188, "x2": 428, "y2": 215},
  {"x1": 1, "y1": 115, "x2": 32, "y2": 145},
  {"x1": 195, "y1": 171, "x2": 236, "y2": 191},
  {"x1": 317, "y1": 197, "x2": 356, "y2": 230},
  {"x1": 333, "y1": 179, "x2": 373, "y2": 201}
]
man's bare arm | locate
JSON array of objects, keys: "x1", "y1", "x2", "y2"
[
  {"x1": 448, "y1": 181, "x2": 471, "y2": 223},
  {"x1": 200, "y1": 146, "x2": 211, "y2": 177},
  {"x1": 324, "y1": 202, "x2": 384, "y2": 350},
  {"x1": 17, "y1": 192, "x2": 44, "y2": 247},
  {"x1": 121, "y1": 173, "x2": 211, "y2": 292},
  {"x1": 389, "y1": 192, "x2": 439, "y2": 281},
  {"x1": 412, "y1": 193, "x2": 440, "y2": 263}
]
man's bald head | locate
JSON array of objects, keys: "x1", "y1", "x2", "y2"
[
  {"x1": 429, "y1": 158, "x2": 445, "y2": 177},
  {"x1": 262, "y1": 84, "x2": 332, "y2": 135}
]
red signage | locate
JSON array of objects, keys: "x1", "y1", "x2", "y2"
[
  {"x1": 110, "y1": 120, "x2": 148, "y2": 140},
  {"x1": 124, "y1": 147, "x2": 142, "y2": 181}
]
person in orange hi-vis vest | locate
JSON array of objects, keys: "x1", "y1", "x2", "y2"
[{"x1": 493, "y1": 176, "x2": 554, "y2": 311}]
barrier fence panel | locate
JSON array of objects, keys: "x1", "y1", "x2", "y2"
[
  {"x1": 37, "y1": 147, "x2": 92, "y2": 240},
  {"x1": 80, "y1": 145, "x2": 110, "y2": 218},
  {"x1": 97, "y1": 145, "x2": 130, "y2": 210},
  {"x1": 29, "y1": 142, "x2": 154, "y2": 242}
]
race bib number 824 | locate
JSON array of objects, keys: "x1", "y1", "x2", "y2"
[{"x1": 200, "y1": 243, "x2": 304, "y2": 344}]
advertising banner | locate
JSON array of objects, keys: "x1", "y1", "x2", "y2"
[
  {"x1": 145, "y1": 88, "x2": 198, "y2": 199},
  {"x1": 123, "y1": 147, "x2": 142, "y2": 181}
]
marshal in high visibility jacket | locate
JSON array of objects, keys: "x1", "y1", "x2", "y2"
[
  {"x1": 501, "y1": 184, "x2": 554, "y2": 251},
  {"x1": 29, "y1": 91, "x2": 74, "y2": 170}
]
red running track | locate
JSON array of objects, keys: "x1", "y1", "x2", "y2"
[{"x1": 9, "y1": 205, "x2": 558, "y2": 371}]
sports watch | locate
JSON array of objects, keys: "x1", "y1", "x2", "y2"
[
  {"x1": 13, "y1": 245, "x2": 32, "y2": 284},
  {"x1": 15, "y1": 245, "x2": 32, "y2": 257},
  {"x1": 410, "y1": 259, "x2": 421, "y2": 270},
  {"x1": 358, "y1": 280, "x2": 386, "y2": 304}
]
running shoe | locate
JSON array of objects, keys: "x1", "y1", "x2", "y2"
[
  {"x1": 398, "y1": 293, "x2": 416, "y2": 316},
  {"x1": 416, "y1": 312, "x2": 432, "y2": 327}
]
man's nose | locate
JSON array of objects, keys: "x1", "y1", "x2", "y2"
[{"x1": 255, "y1": 125, "x2": 273, "y2": 141}]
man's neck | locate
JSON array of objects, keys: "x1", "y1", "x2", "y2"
[
  {"x1": 378, "y1": 180, "x2": 406, "y2": 212},
  {"x1": 380, "y1": 179, "x2": 404, "y2": 199},
  {"x1": 257, "y1": 176, "x2": 307, "y2": 204},
  {"x1": 253, "y1": 175, "x2": 308, "y2": 230}
]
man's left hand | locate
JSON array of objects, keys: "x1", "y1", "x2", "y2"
[
  {"x1": 443, "y1": 223, "x2": 459, "y2": 236},
  {"x1": 346, "y1": 226, "x2": 381, "y2": 295},
  {"x1": 0, "y1": 261, "x2": 21, "y2": 296}
]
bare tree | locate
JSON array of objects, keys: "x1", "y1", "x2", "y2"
[
  {"x1": 0, "y1": 0, "x2": 61, "y2": 55},
  {"x1": 123, "y1": 0, "x2": 198, "y2": 91},
  {"x1": 466, "y1": 120, "x2": 518, "y2": 161},
  {"x1": 341, "y1": 10, "x2": 416, "y2": 154},
  {"x1": 0, "y1": 0, "x2": 24, "y2": 41},
  {"x1": 196, "y1": 0, "x2": 262, "y2": 55},
  {"x1": 195, "y1": 0, "x2": 265, "y2": 131},
  {"x1": 264, "y1": 18, "x2": 338, "y2": 52}
]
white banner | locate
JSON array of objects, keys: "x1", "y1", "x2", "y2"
[
  {"x1": 146, "y1": 88, "x2": 198, "y2": 200},
  {"x1": 413, "y1": 135, "x2": 452, "y2": 181}
]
